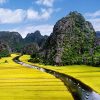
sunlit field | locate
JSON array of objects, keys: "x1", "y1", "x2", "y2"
[
  {"x1": 20, "y1": 55, "x2": 100, "y2": 94},
  {"x1": 0, "y1": 54, "x2": 73, "y2": 100}
]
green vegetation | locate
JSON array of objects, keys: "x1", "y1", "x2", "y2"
[
  {"x1": 33, "y1": 11, "x2": 99, "y2": 66},
  {"x1": 0, "y1": 50, "x2": 10, "y2": 58},
  {"x1": 0, "y1": 54, "x2": 73, "y2": 100},
  {"x1": 0, "y1": 31, "x2": 23, "y2": 52},
  {"x1": 28, "y1": 52, "x2": 43, "y2": 63},
  {"x1": 0, "y1": 41, "x2": 10, "y2": 58},
  {"x1": 20, "y1": 55, "x2": 100, "y2": 93}
]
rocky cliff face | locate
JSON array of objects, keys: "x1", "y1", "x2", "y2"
[
  {"x1": 21, "y1": 43, "x2": 39, "y2": 55},
  {"x1": 96, "y1": 31, "x2": 100, "y2": 46},
  {"x1": 96, "y1": 31, "x2": 100, "y2": 38},
  {"x1": 0, "y1": 31, "x2": 48, "y2": 54},
  {"x1": 0, "y1": 31, "x2": 23, "y2": 52},
  {"x1": 43, "y1": 11, "x2": 96, "y2": 65},
  {"x1": 21, "y1": 30, "x2": 48, "y2": 55},
  {"x1": 24, "y1": 30, "x2": 48, "y2": 47},
  {"x1": 0, "y1": 41, "x2": 10, "y2": 57}
]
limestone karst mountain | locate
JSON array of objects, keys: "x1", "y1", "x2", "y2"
[
  {"x1": 96, "y1": 31, "x2": 100, "y2": 46},
  {"x1": 0, "y1": 41, "x2": 10, "y2": 58},
  {"x1": 24, "y1": 30, "x2": 48, "y2": 47},
  {"x1": 21, "y1": 43, "x2": 39, "y2": 55},
  {"x1": 22, "y1": 30, "x2": 48, "y2": 54},
  {"x1": 0, "y1": 30, "x2": 48, "y2": 56},
  {"x1": 0, "y1": 31, "x2": 23, "y2": 52},
  {"x1": 42, "y1": 11, "x2": 99, "y2": 65}
]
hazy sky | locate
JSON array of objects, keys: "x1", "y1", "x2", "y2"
[{"x1": 0, "y1": 0, "x2": 100, "y2": 37}]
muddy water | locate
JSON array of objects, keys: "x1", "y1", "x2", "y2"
[{"x1": 13, "y1": 56, "x2": 100, "y2": 100}]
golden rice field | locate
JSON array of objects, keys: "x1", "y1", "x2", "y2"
[
  {"x1": 0, "y1": 54, "x2": 73, "y2": 100},
  {"x1": 20, "y1": 55, "x2": 100, "y2": 94}
]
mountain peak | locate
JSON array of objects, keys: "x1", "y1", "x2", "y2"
[
  {"x1": 43, "y1": 11, "x2": 96, "y2": 65},
  {"x1": 34, "y1": 30, "x2": 41, "y2": 34},
  {"x1": 26, "y1": 30, "x2": 41, "y2": 38},
  {"x1": 24, "y1": 30, "x2": 48, "y2": 47},
  {"x1": 69, "y1": 11, "x2": 82, "y2": 16}
]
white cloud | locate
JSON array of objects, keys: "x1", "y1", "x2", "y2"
[
  {"x1": 0, "y1": 8, "x2": 53, "y2": 24},
  {"x1": 40, "y1": 8, "x2": 53, "y2": 19},
  {"x1": 27, "y1": 8, "x2": 53, "y2": 20},
  {"x1": 88, "y1": 18, "x2": 100, "y2": 31},
  {"x1": 0, "y1": 8, "x2": 26, "y2": 24},
  {"x1": 85, "y1": 10, "x2": 100, "y2": 31},
  {"x1": 27, "y1": 9, "x2": 39, "y2": 20},
  {"x1": 36, "y1": 0, "x2": 54, "y2": 7},
  {"x1": 0, "y1": 0, "x2": 7, "y2": 4},
  {"x1": 85, "y1": 10, "x2": 100, "y2": 18},
  {"x1": 9, "y1": 24, "x2": 54, "y2": 38}
]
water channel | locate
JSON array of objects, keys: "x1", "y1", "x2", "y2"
[{"x1": 13, "y1": 56, "x2": 100, "y2": 100}]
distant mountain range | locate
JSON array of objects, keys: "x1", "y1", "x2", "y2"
[
  {"x1": 24, "y1": 30, "x2": 48, "y2": 47},
  {"x1": 0, "y1": 31, "x2": 48, "y2": 54},
  {"x1": 0, "y1": 28, "x2": 99, "y2": 56},
  {"x1": 0, "y1": 28, "x2": 99, "y2": 57}
]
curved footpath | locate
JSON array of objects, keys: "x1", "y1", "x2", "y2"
[{"x1": 14, "y1": 56, "x2": 100, "y2": 100}]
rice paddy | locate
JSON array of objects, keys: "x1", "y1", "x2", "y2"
[
  {"x1": 20, "y1": 55, "x2": 100, "y2": 94},
  {"x1": 0, "y1": 54, "x2": 73, "y2": 100}
]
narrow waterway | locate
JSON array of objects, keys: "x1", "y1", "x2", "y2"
[{"x1": 13, "y1": 56, "x2": 100, "y2": 100}]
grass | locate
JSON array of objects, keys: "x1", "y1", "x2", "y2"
[
  {"x1": 0, "y1": 54, "x2": 73, "y2": 100},
  {"x1": 20, "y1": 55, "x2": 100, "y2": 94}
]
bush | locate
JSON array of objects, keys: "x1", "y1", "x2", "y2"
[
  {"x1": 28, "y1": 58, "x2": 43, "y2": 63},
  {"x1": 0, "y1": 50, "x2": 10, "y2": 58}
]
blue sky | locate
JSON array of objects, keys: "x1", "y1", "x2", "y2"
[{"x1": 0, "y1": 0, "x2": 100, "y2": 37}]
